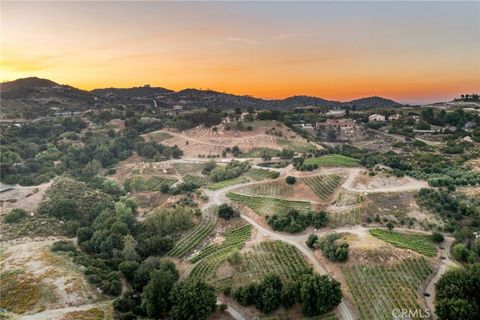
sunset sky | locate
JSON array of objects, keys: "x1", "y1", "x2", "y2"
[{"x1": 1, "y1": 1, "x2": 479, "y2": 104}]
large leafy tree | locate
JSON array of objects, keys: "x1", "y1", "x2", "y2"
[
  {"x1": 255, "y1": 273, "x2": 283, "y2": 313},
  {"x1": 299, "y1": 274, "x2": 342, "y2": 317},
  {"x1": 141, "y1": 268, "x2": 178, "y2": 318},
  {"x1": 435, "y1": 263, "x2": 480, "y2": 320},
  {"x1": 170, "y1": 279, "x2": 217, "y2": 320}
]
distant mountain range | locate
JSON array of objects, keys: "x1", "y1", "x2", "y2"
[{"x1": 1, "y1": 77, "x2": 403, "y2": 112}]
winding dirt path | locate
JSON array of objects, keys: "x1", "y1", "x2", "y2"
[
  {"x1": 424, "y1": 236, "x2": 457, "y2": 319},
  {"x1": 203, "y1": 166, "x2": 446, "y2": 320},
  {"x1": 205, "y1": 179, "x2": 357, "y2": 320}
]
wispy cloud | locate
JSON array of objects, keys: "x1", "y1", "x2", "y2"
[
  {"x1": 274, "y1": 33, "x2": 308, "y2": 40},
  {"x1": 225, "y1": 37, "x2": 258, "y2": 45}
]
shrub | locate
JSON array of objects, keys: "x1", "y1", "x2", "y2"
[
  {"x1": 118, "y1": 260, "x2": 140, "y2": 281},
  {"x1": 51, "y1": 240, "x2": 77, "y2": 253},
  {"x1": 227, "y1": 249, "x2": 241, "y2": 265},
  {"x1": 267, "y1": 209, "x2": 312, "y2": 233},
  {"x1": 306, "y1": 234, "x2": 318, "y2": 249},
  {"x1": 316, "y1": 233, "x2": 349, "y2": 262},
  {"x1": 312, "y1": 211, "x2": 328, "y2": 228},
  {"x1": 285, "y1": 176, "x2": 296, "y2": 185},
  {"x1": 4, "y1": 208, "x2": 28, "y2": 224},
  {"x1": 431, "y1": 232, "x2": 445, "y2": 243},
  {"x1": 217, "y1": 204, "x2": 238, "y2": 220}
]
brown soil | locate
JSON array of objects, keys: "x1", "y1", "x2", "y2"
[
  {"x1": 0, "y1": 181, "x2": 52, "y2": 214},
  {"x1": 0, "y1": 238, "x2": 100, "y2": 315},
  {"x1": 209, "y1": 309, "x2": 235, "y2": 320},
  {"x1": 146, "y1": 121, "x2": 322, "y2": 158},
  {"x1": 111, "y1": 156, "x2": 178, "y2": 184}
]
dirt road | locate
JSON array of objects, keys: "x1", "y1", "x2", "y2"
[
  {"x1": 204, "y1": 167, "x2": 445, "y2": 320},
  {"x1": 424, "y1": 236, "x2": 457, "y2": 319}
]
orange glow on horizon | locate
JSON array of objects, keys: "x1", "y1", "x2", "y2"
[{"x1": 1, "y1": 1, "x2": 479, "y2": 104}]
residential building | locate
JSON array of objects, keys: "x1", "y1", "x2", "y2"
[
  {"x1": 368, "y1": 114, "x2": 386, "y2": 122},
  {"x1": 316, "y1": 119, "x2": 357, "y2": 136}
]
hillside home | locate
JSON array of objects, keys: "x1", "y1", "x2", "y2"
[
  {"x1": 368, "y1": 114, "x2": 386, "y2": 122},
  {"x1": 316, "y1": 119, "x2": 357, "y2": 136},
  {"x1": 389, "y1": 114, "x2": 401, "y2": 121}
]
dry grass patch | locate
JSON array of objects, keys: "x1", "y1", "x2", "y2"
[{"x1": 60, "y1": 307, "x2": 105, "y2": 320}]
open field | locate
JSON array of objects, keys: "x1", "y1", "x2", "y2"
[
  {"x1": 0, "y1": 239, "x2": 100, "y2": 315},
  {"x1": 369, "y1": 229, "x2": 437, "y2": 257},
  {"x1": 208, "y1": 177, "x2": 249, "y2": 190},
  {"x1": 148, "y1": 121, "x2": 323, "y2": 157},
  {"x1": 247, "y1": 168, "x2": 280, "y2": 180},
  {"x1": 277, "y1": 137, "x2": 319, "y2": 153},
  {"x1": 0, "y1": 181, "x2": 52, "y2": 214},
  {"x1": 303, "y1": 154, "x2": 359, "y2": 167},
  {"x1": 226, "y1": 192, "x2": 311, "y2": 216},
  {"x1": 342, "y1": 257, "x2": 432, "y2": 320}
]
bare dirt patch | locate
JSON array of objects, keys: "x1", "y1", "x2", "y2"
[
  {"x1": 0, "y1": 181, "x2": 52, "y2": 214},
  {"x1": 351, "y1": 172, "x2": 428, "y2": 192},
  {"x1": 146, "y1": 121, "x2": 322, "y2": 158},
  {"x1": 0, "y1": 239, "x2": 100, "y2": 315},
  {"x1": 111, "y1": 156, "x2": 178, "y2": 185}
]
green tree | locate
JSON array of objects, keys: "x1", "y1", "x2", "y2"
[
  {"x1": 285, "y1": 176, "x2": 296, "y2": 185},
  {"x1": 170, "y1": 279, "x2": 217, "y2": 320},
  {"x1": 436, "y1": 298, "x2": 479, "y2": 320},
  {"x1": 218, "y1": 204, "x2": 238, "y2": 220},
  {"x1": 282, "y1": 280, "x2": 300, "y2": 309},
  {"x1": 118, "y1": 260, "x2": 139, "y2": 282},
  {"x1": 299, "y1": 274, "x2": 342, "y2": 317},
  {"x1": 141, "y1": 268, "x2": 178, "y2": 318},
  {"x1": 255, "y1": 273, "x2": 283, "y2": 313},
  {"x1": 431, "y1": 232, "x2": 445, "y2": 243},
  {"x1": 122, "y1": 234, "x2": 139, "y2": 261},
  {"x1": 306, "y1": 234, "x2": 318, "y2": 249}
]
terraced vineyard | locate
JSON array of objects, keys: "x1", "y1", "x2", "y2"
[
  {"x1": 235, "y1": 240, "x2": 311, "y2": 284},
  {"x1": 303, "y1": 154, "x2": 359, "y2": 167},
  {"x1": 239, "y1": 180, "x2": 294, "y2": 198},
  {"x1": 277, "y1": 137, "x2": 318, "y2": 153},
  {"x1": 302, "y1": 175, "x2": 342, "y2": 200},
  {"x1": 188, "y1": 224, "x2": 252, "y2": 282},
  {"x1": 208, "y1": 177, "x2": 249, "y2": 190},
  {"x1": 227, "y1": 193, "x2": 311, "y2": 216},
  {"x1": 183, "y1": 174, "x2": 209, "y2": 186},
  {"x1": 173, "y1": 162, "x2": 205, "y2": 176},
  {"x1": 247, "y1": 168, "x2": 280, "y2": 180},
  {"x1": 369, "y1": 229, "x2": 437, "y2": 257},
  {"x1": 144, "y1": 176, "x2": 178, "y2": 190},
  {"x1": 168, "y1": 206, "x2": 218, "y2": 257},
  {"x1": 240, "y1": 148, "x2": 280, "y2": 158},
  {"x1": 342, "y1": 257, "x2": 432, "y2": 320},
  {"x1": 328, "y1": 208, "x2": 363, "y2": 227},
  {"x1": 189, "y1": 224, "x2": 252, "y2": 264}
]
